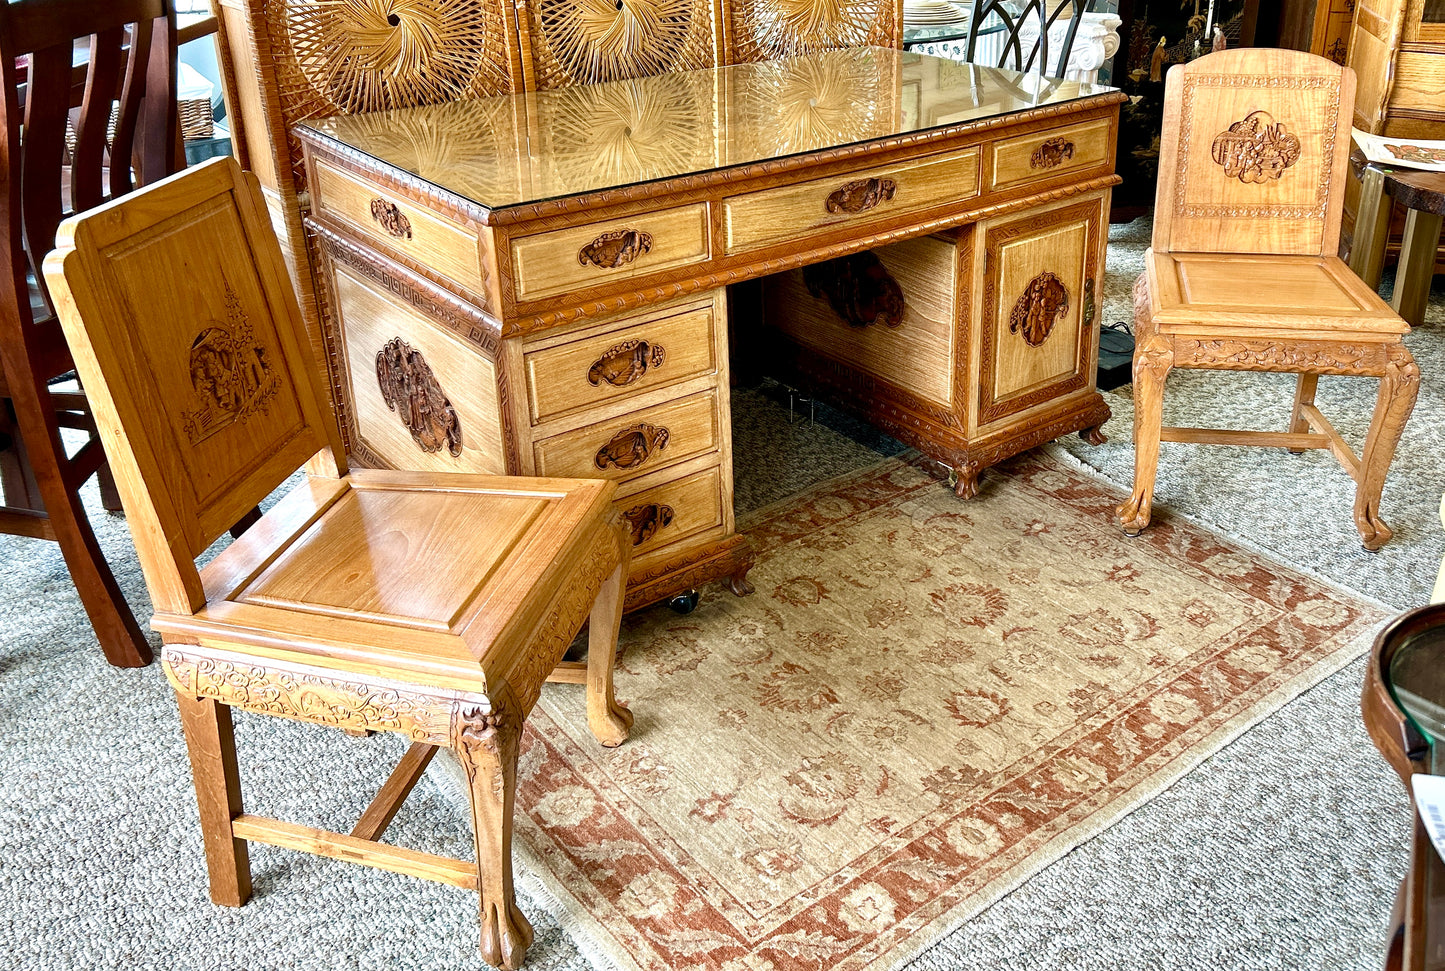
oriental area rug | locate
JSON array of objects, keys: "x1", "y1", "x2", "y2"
[{"x1": 514, "y1": 453, "x2": 1386, "y2": 971}]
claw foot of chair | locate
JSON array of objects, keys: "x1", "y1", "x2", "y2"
[
  {"x1": 479, "y1": 898, "x2": 534, "y2": 971},
  {"x1": 1116, "y1": 493, "x2": 1152, "y2": 536},
  {"x1": 591, "y1": 697, "x2": 633, "y2": 749}
]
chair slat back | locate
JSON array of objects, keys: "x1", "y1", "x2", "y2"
[
  {"x1": 0, "y1": 0, "x2": 176, "y2": 334},
  {"x1": 42, "y1": 158, "x2": 345, "y2": 614},
  {"x1": 1151, "y1": 48, "x2": 1355, "y2": 257}
]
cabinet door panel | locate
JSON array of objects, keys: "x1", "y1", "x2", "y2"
[{"x1": 976, "y1": 194, "x2": 1105, "y2": 429}]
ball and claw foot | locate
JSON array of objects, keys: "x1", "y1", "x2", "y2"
[
  {"x1": 479, "y1": 899, "x2": 534, "y2": 971},
  {"x1": 1116, "y1": 492, "x2": 1151, "y2": 537},
  {"x1": 593, "y1": 699, "x2": 634, "y2": 748},
  {"x1": 1356, "y1": 505, "x2": 1392, "y2": 553},
  {"x1": 1079, "y1": 424, "x2": 1108, "y2": 446},
  {"x1": 668, "y1": 589, "x2": 701, "y2": 614},
  {"x1": 727, "y1": 568, "x2": 755, "y2": 597}
]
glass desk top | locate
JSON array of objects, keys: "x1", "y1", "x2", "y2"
[
  {"x1": 1391, "y1": 624, "x2": 1445, "y2": 760},
  {"x1": 299, "y1": 46, "x2": 1117, "y2": 215}
]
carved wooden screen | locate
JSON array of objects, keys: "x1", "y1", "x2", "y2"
[
  {"x1": 722, "y1": 0, "x2": 902, "y2": 63},
  {"x1": 513, "y1": 0, "x2": 725, "y2": 90},
  {"x1": 242, "y1": 0, "x2": 522, "y2": 191},
  {"x1": 1152, "y1": 49, "x2": 1355, "y2": 257},
  {"x1": 43, "y1": 160, "x2": 342, "y2": 609}
]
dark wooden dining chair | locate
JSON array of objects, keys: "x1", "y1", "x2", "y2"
[
  {"x1": 44, "y1": 156, "x2": 634, "y2": 969},
  {"x1": 0, "y1": 0, "x2": 179, "y2": 667}
]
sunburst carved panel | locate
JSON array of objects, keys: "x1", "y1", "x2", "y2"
[
  {"x1": 261, "y1": 0, "x2": 518, "y2": 188},
  {"x1": 725, "y1": 0, "x2": 901, "y2": 63},
  {"x1": 520, "y1": 0, "x2": 722, "y2": 89}
]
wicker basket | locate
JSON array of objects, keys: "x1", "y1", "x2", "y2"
[{"x1": 179, "y1": 98, "x2": 214, "y2": 140}]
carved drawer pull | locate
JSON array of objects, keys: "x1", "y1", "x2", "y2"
[
  {"x1": 369, "y1": 198, "x2": 412, "y2": 239},
  {"x1": 578, "y1": 228, "x2": 653, "y2": 268},
  {"x1": 825, "y1": 177, "x2": 897, "y2": 214},
  {"x1": 376, "y1": 337, "x2": 463, "y2": 456},
  {"x1": 595, "y1": 422, "x2": 670, "y2": 471},
  {"x1": 588, "y1": 338, "x2": 666, "y2": 387},
  {"x1": 1030, "y1": 137, "x2": 1076, "y2": 170},
  {"x1": 622, "y1": 502, "x2": 674, "y2": 547},
  {"x1": 1010, "y1": 271, "x2": 1070, "y2": 348}
]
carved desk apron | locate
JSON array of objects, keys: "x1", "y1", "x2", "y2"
[{"x1": 297, "y1": 47, "x2": 1125, "y2": 611}]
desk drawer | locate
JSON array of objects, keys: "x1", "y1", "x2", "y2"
[
  {"x1": 616, "y1": 463, "x2": 725, "y2": 556},
  {"x1": 989, "y1": 120, "x2": 1112, "y2": 192},
  {"x1": 523, "y1": 302, "x2": 717, "y2": 424},
  {"x1": 722, "y1": 148, "x2": 980, "y2": 255},
  {"x1": 312, "y1": 160, "x2": 486, "y2": 296},
  {"x1": 533, "y1": 390, "x2": 720, "y2": 482},
  {"x1": 510, "y1": 204, "x2": 711, "y2": 302}
]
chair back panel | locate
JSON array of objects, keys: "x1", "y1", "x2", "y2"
[
  {"x1": 1152, "y1": 48, "x2": 1355, "y2": 257},
  {"x1": 0, "y1": 0, "x2": 176, "y2": 338},
  {"x1": 723, "y1": 0, "x2": 901, "y2": 63},
  {"x1": 43, "y1": 158, "x2": 344, "y2": 613}
]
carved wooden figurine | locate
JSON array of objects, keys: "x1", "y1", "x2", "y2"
[
  {"x1": 43, "y1": 158, "x2": 636, "y2": 970},
  {"x1": 1119, "y1": 48, "x2": 1418, "y2": 551}
]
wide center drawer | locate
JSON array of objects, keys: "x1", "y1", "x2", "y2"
[
  {"x1": 722, "y1": 147, "x2": 980, "y2": 255},
  {"x1": 989, "y1": 119, "x2": 1112, "y2": 192},
  {"x1": 509, "y1": 204, "x2": 711, "y2": 302},
  {"x1": 523, "y1": 301, "x2": 717, "y2": 424},
  {"x1": 311, "y1": 160, "x2": 487, "y2": 297},
  {"x1": 532, "y1": 390, "x2": 720, "y2": 482}
]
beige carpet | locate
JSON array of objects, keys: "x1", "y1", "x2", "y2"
[{"x1": 514, "y1": 452, "x2": 1387, "y2": 971}]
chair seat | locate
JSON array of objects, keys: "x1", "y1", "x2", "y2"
[
  {"x1": 1145, "y1": 250, "x2": 1408, "y2": 340},
  {"x1": 155, "y1": 469, "x2": 617, "y2": 695}
]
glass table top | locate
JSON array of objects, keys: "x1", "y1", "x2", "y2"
[{"x1": 300, "y1": 46, "x2": 1117, "y2": 215}]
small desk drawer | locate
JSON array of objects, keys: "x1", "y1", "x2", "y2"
[
  {"x1": 722, "y1": 147, "x2": 980, "y2": 255},
  {"x1": 989, "y1": 120, "x2": 1112, "y2": 192},
  {"x1": 533, "y1": 390, "x2": 720, "y2": 482},
  {"x1": 523, "y1": 303, "x2": 717, "y2": 424},
  {"x1": 313, "y1": 160, "x2": 486, "y2": 296},
  {"x1": 510, "y1": 204, "x2": 711, "y2": 302},
  {"x1": 616, "y1": 463, "x2": 725, "y2": 556}
]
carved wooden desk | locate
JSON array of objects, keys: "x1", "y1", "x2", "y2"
[{"x1": 296, "y1": 48, "x2": 1125, "y2": 612}]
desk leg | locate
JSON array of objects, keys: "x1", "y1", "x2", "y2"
[
  {"x1": 1392, "y1": 208, "x2": 1444, "y2": 326},
  {"x1": 1351, "y1": 166, "x2": 1391, "y2": 289}
]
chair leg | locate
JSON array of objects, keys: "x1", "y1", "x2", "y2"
[
  {"x1": 1117, "y1": 334, "x2": 1174, "y2": 536},
  {"x1": 456, "y1": 705, "x2": 534, "y2": 971},
  {"x1": 174, "y1": 691, "x2": 252, "y2": 907},
  {"x1": 586, "y1": 559, "x2": 633, "y2": 749},
  {"x1": 1355, "y1": 344, "x2": 1420, "y2": 551},
  {"x1": 1287, "y1": 373, "x2": 1319, "y2": 452}
]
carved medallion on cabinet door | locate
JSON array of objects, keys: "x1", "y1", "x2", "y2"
[
  {"x1": 375, "y1": 337, "x2": 463, "y2": 457},
  {"x1": 977, "y1": 197, "x2": 1103, "y2": 428},
  {"x1": 331, "y1": 264, "x2": 506, "y2": 474}
]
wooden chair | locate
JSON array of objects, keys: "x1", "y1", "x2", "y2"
[
  {"x1": 0, "y1": 0, "x2": 180, "y2": 667},
  {"x1": 1118, "y1": 48, "x2": 1418, "y2": 551},
  {"x1": 43, "y1": 156, "x2": 634, "y2": 970}
]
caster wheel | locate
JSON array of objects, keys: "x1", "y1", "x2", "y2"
[{"x1": 668, "y1": 590, "x2": 701, "y2": 614}]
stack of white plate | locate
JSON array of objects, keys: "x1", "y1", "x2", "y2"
[{"x1": 904, "y1": 0, "x2": 969, "y2": 26}]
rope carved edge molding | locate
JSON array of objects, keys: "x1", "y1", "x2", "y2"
[
  {"x1": 579, "y1": 228, "x2": 654, "y2": 268},
  {"x1": 1009, "y1": 271, "x2": 1070, "y2": 347},
  {"x1": 588, "y1": 338, "x2": 666, "y2": 386},
  {"x1": 376, "y1": 337, "x2": 464, "y2": 457}
]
